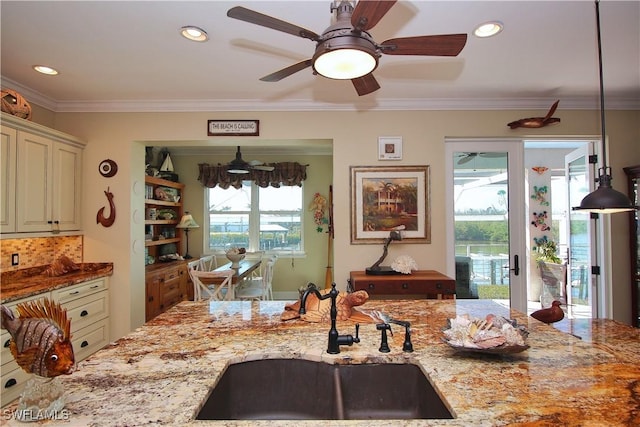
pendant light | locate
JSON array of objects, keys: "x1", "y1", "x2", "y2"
[{"x1": 573, "y1": 0, "x2": 637, "y2": 214}]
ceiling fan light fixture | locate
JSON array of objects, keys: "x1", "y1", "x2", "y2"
[
  {"x1": 227, "y1": 146, "x2": 251, "y2": 174},
  {"x1": 180, "y1": 26, "x2": 209, "y2": 42},
  {"x1": 473, "y1": 21, "x2": 503, "y2": 38},
  {"x1": 314, "y1": 48, "x2": 377, "y2": 79},
  {"x1": 313, "y1": 32, "x2": 378, "y2": 80}
]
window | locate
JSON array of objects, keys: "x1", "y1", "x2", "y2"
[{"x1": 206, "y1": 181, "x2": 303, "y2": 255}]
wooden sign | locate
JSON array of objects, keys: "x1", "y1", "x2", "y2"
[{"x1": 208, "y1": 120, "x2": 259, "y2": 136}]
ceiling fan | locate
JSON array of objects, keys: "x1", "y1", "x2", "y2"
[
  {"x1": 227, "y1": 0, "x2": 467, "y2": 96},
  {"x1": 456, "y1": 152, "x2": 505, "y2": 165},
  {"x1": 227, "y1": 146, "x2": 275, "y2": 174}
]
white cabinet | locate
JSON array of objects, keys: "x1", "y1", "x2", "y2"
[
  {"x1": 52, "y1": 278, "x2": 110, "y2": 364},
  {"x1": 1, "y1": 277, "x2": 110, "y2": 407},
  {"x1": 0, "y1": 126, "x2": 17, "y2": 232},
  {"x1": 0, "y1": 112, "x2": 85, "y2": 234}
]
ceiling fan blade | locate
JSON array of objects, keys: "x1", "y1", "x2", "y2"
[
  {"x1": 457, "y1": 155, "x2": 474, "y2": 165},
  {"x1": 252, "y1": 165, "x2": 275, "y2": 171},
  {"x1": 381, "y1": 34, "x2": 468, "y2": 56},
  {"x1": 260, "y1": 60, "x2": 313, "y2": 82},
  {"x1": 351, "y1": 0, "x2": 397, "y2": 31},
  {"x1": 227, "y1": 6, "x2": 321, "y2": 42},
  {"x1": 352, "y1": 74, "x2": 380, "y2": 96}
]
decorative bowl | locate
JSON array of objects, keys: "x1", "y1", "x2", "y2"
[
  {"x1": 226, "y1": 252, "x2": 245, "y2": 268},
  {"x1": 442, "y1": 314, "x2": 529, "y2": 355}
]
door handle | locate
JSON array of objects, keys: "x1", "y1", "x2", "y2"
[{"x1": 510, "y1": 254, "x2": 520, "y2": 276}]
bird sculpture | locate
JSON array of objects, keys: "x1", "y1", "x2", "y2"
[
  {"x1": 530, "y1": 300, "x2": 565, "y2": 324},
  {"x1": 508, "y1": 100, "x2": 560, "y2": 129}
]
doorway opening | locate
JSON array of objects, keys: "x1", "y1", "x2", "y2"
[{"x1": 447, "y1": 138, "x2": 598, "y2": 320}]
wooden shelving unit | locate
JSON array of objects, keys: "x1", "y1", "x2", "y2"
[{"x1": 144, "y1": 176, "x2": 185, "y2": 259}]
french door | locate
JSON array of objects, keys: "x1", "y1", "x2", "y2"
[
  {"x1": 445, "y1": 139, "x2": 527, "y2": 313},
  {"x1": 565, "y1": 144, "x2": 598, "y2": 318}
]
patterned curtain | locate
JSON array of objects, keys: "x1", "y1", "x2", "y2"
[{"x1": 198, "y1": 162, "x2": 307, "y2": 188}]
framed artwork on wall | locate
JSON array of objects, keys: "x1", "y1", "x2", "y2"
[
  {"x1": 378, "y1": 136, "x2": 402, "y2": 160},
  {"x1": 350, "y1": 165, "x2": 431, "y2": 244}
]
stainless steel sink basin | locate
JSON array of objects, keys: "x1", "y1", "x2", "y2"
[{"x1": 196, "y1": 359, "x2": 453, "y2": 420}]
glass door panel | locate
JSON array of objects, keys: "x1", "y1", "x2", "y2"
[
  {"x1": 565, "y1": 145, "x2": 596, "y2": 318},
  {"x1": 446, "y1": 140, "x2": 526, "y2": 312}
]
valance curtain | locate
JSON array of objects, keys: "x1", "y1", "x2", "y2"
[{"x1": 198, "y1": 162, "x2": 307, "y2": 189}]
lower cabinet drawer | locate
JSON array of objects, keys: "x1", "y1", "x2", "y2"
[
  {"x1": 63, "y1": 290, "x2": 109, "y2": 333},
  {"x1": 1, "y1": 361, "x2": 32, "y2": 407},
  {"x1": 359, "y1": 280, "x2": 455, "y2": 296},
  {"x1": 52, "y1": 277, "x2": 107, "y2": 304},
  {"x1": 72, "y1": 318, "x2": 110, "y2": 363}
]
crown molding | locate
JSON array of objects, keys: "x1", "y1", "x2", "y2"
[{"x1": 3, "y1": 76, "x2": 639, "y2": 113}]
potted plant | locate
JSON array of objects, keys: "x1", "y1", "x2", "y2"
[
  {"x1": 534, "y1": 239, "x2": 566, "y2": 306},
  {"x1": 534, "y1": 239, "x2": 562, "y2": 264}
]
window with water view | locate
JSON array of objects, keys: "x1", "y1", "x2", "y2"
[{"x1": 206, "y1": 182, "x2": 303, "y2": 254}]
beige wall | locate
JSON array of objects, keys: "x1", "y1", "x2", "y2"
[{"x1": 44, "y1": 109, "x2": 639, "y2": 340}]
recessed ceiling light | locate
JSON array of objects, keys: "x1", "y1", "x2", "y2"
[
  {"x1": 474, "y1": 21, "x2": 503, "y2": 38},
  {"x1": 33, "y1": 65, "x2": 59, "y2": 75},
  {"x1": 180, "y1": 26, "x2": 208, "y2": 42}
]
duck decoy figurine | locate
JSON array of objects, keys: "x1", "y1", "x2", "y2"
[
  {"x1": 530, "y1": 300, "x2": 565, "y2": 324},
  {"x1": 508, "y1": 100, "x2": 560, "y2": 129}
]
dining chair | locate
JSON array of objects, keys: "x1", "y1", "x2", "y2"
[
  {"x1": 188, "y1": 262, "x2": 234, "y2": 301},
  {"x1": 198, "y1": 254, "x2": 217, "y2": 271},
  {"x1": 243, "y1": 251, "x2": 265, "y2": 278},
  {"x1": 235, "y1": 259, "x2": 274, "y2": 301}
]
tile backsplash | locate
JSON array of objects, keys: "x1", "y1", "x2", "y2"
[{"x1": 0, "y1": 236, "x2": 83, "y2": 272}]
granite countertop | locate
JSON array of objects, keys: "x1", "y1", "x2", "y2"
[
  {"x1": 0, "y1": 263, "x2": 114, "y2": 303},
  {"x1": 3, "y1": 298, "x2": 639, "y2": 426}
]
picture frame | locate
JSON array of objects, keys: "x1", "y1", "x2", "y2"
[
  {"x1": 378, "y1": 136, "x2": 402, "y2": 160},
  {"x1": 350, "y1": 165, "x2": 430, "y2": 244}
]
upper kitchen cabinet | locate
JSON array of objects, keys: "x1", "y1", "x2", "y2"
[
  {"x1": 0, "y1": 112, "x2": 86, "y2": 234},
  {"x1": 0, "y1": 125, "x2": 17, "y2": 232}
]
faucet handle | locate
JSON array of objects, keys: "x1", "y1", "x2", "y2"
[
  {"x1": 354, "y1": 323, "x2": 360, "y2": 343},
  {"x1": 376, "y1": 323, "x2": 391, "y2": 353}
]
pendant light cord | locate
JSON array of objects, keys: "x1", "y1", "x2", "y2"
[{"x1": 595, "y1": 0, "x2": 608, "y2": 172}]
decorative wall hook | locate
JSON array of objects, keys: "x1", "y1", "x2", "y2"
[{"x1": 97, "y1": 187, "x2": 116, "y2": 227}]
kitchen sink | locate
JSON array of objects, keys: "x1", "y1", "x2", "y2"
[{"x1": 196, "y1": 359, "x2": 453, "y2": 420}]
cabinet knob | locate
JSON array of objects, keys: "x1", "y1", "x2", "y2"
[
  {"x1": 80, "y1": 310, "x2": 89, "y2": 317},
  {"x1": 402, "y1": 283, "x2": 409, "y2": 289},
  {"x1": 368, "y1": 283, "x2": 375, "y2": 290},
  {"x1": 436, "y1": 282, "x2": 442, "y2": 289},
  {"x1": 4, "y1": 339, "x2": 10, "y2": 348},
  {"x1": 5, "y1": 378, "x2": 17, "y2": 389},
  {"x1": 81, "y1": 341, "x2": 89, "y2": 348}
]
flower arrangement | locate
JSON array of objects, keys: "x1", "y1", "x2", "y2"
[
  {"x1": 309, "y1": 192, "x2": 328, "y2": 233},
  {"x1": 533, "y1": 238, "x2": 562, "y2": 264}
]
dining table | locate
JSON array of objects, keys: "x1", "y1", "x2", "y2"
[{"x1": 206, "y1": 259, "x2": 262, "y2": 300}]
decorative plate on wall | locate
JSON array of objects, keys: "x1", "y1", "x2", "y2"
[{"x1": 99, "y1": 159, "x2": 118, "y2": 177}]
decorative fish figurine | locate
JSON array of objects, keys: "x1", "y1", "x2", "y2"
[
  {"x1": 0, "y1": 298, "x2": 75, "y2": 377},
  {"x1": 508, "y1": 100, "x2": 560, "y2": 129}
]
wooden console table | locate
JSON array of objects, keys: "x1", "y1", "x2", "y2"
[{"x1": 349, "y1": 270, "x2": 455, "y2": 299}]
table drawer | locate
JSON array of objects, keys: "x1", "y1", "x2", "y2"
[
  {"x1": 356, "y1": 279, "x2": 453, "y2": 296},
  {"x1": 52, "y1": 277, "x2": 107, "y2": 304},
  {"x1": 73, "y1": 318, "x2": 110, "y2": 363},
  {"x1": 63, "y1": 290, "x2": 109, "y2": 333}
]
